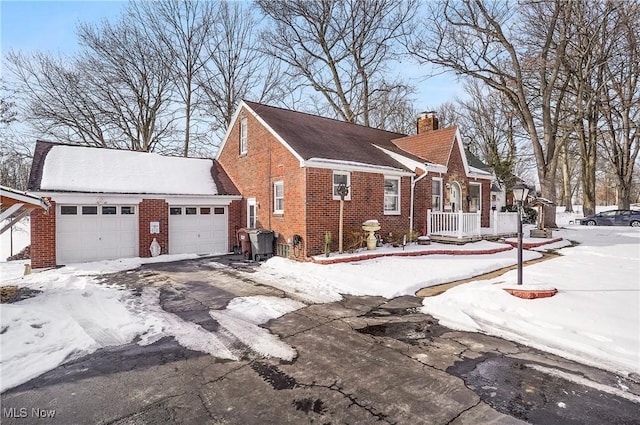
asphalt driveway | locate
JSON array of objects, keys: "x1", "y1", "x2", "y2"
[{"x1": 2, "y1": 256, "x2": 639, "y2": 424}]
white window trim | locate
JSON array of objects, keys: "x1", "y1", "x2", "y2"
[
  {"x1": 247, "y1": 197, "x2": 257, "y2": 228},
  {"x1": 383, "y1": 176, "x2": 401, "y2": 215},
  {"x1": 469, "y1": 182, "x2": 482, "y2": 213},
  {"x1": 273, "y1": 181, "x2": 284, "y2": 214},
  {"x1": 432, "y1": 177, "x2": 443, "y2": 212},
  {"x1": 239, "y1": 118, "x2": 248, "y2": 155},
  {"x1": 332, "y1": 170, "x2": 351, "y2": 201}
]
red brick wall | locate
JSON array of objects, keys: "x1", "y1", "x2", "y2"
[
  {"x1": 217, "y1": 106, "x2": 308, "y2": 258},
  {"x1": 138, "y1": 199, "x2": 168, "y2": 257},
  {"x1": 305, "y1": 169, "x2": 411, "y2": 256},
  {"x1": 228, "y1": 200, "x2": 242, "y2": 250},
  {"x1": 30, "y1": 199, "x2": 56, "y2": 268}
]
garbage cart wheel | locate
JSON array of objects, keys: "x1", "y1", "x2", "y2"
[
  {"x1": 244, "y1": 251, "x2": 251, "y2": 260},
  {"x1": 254, "y1": 254, "x2": 261, "y2": 262}
]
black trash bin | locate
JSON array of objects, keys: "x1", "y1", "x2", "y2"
[
  {"x1": 248, "y1": 229, "x2": 274, "y2": 261},
  {"x1": 236, "y1": 228, "x2": 252, "y2": 260}
]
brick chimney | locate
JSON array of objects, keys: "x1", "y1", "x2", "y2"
[{"x1": 417, "y1": 111, "x2": 439, "y2": 134}]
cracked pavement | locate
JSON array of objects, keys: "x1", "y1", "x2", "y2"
[{"x1": 2, "y1": 256, "x2": 639, "y2": 424}]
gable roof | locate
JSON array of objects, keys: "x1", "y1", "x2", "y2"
[
  {"x1": 391, "y1": 127, "x2": 458, "y2": 165},
  {"x1": 465, "y1": 149, "x2": 492, "y2": 173},
  {"x1": 28, "y1": 141, "x2": 239, "y2": 196},
  {"x1": 238, "y1": 101, "x2": 426, "y2": 173}
]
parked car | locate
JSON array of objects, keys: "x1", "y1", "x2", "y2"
[{"x1": 580, "y1": 209, "x2": 640, "y2": 226}]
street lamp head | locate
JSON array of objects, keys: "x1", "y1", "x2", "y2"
[{"x1": 512, "y1": 183, "x2": 530, "y2": 203}]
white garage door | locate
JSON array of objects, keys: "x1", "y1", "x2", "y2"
[
  {"x1": 169, "y1": 206, "x2": 228, "y2": 255},
  {"x1": 57, "y1": 205, "x2": 138, "y2": 264}
]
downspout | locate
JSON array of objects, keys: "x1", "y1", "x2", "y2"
[{"x1": 410, "y1": 170, "x2": 429, "y2": 235}]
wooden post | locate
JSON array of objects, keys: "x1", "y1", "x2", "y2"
[{"x1": 339, "y1": 198, "x2": 344, "y2": 254}]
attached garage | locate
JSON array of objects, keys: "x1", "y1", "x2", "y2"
[
  {"x1": 56, "y1": 204, "x2": 138, "y2": 264},
  {"x1": 169, "y1": 206, "x2": 228, "y2": 255},
  {"x1": 27, "y1": 141, "x2": 241, "y2": 268}
]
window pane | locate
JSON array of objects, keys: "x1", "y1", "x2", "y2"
[
  {"x1": 274, "y1": 182, "x2": 284, "y2": 212},
  {"x1": 82, "y1": 206, "x2": 97, "y2": 215},
  {"x1": 240, "y1": 118, "x2": 248, "y2": 154},
  {"x1": 432, "y1": 180, "x2": 441, "y2": 194},
  {"x1": 334, "y1": 173, "x2": 347, "y2": 185},
  {"x1": 170, "y1": 207, "x2": 182, "y2": 215},
  {"x1": 214, "y1": 207, "x2": 225, "y2": 214},
  {"x1": 102, "y1": 206, "x2": 117, "y2": 215},
  {"x1": 333, "y1": 171, "x2": 350, "y2": 199},
  {"x1": 432, "y1": 195, "x2": 441, "y2": 211},
  {"x1": 121, "y1": 206, "x2": 135, "y2": 215},
  {"x1": 185, "y1": 207, "x2": 197, "y2": 215},
  {"x1": 384, "y1": 179, "x2": 398, "y2": 194},
  {"x1": 200, "y1": 207, "x2": 211, "y2": 215},
  {"x1": 60, "y1": 206, "x2": 77, "y2": 215},
  {"x1": 384, "y1": 178, "x2": 399, "y2": 212}
]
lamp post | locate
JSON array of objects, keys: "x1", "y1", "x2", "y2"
[{"x1": 512, "y1": 183, "x2": 530, "y2": 285}]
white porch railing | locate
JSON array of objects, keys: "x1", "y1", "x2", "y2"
[
  {"x1": 427, "y1": 209, "x2": 518, "y2": 238},
  {"x1": 490, "y1": 210, "x2": 518, "y2": 235},
  {"x1": 427, "y1": 210, "x2": 481, "y2": 238}
]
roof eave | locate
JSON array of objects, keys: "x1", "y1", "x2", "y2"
[{"x1": 303, "y1": 158, "x2": 415, "y2": 176}]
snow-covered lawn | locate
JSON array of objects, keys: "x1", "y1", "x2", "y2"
[{"x1": 1, "y1": 208, "x2": 638, "y2": 393}]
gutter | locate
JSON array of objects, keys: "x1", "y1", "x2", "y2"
[{"x1": 409, "y1": 171, "x2": 430, "y2": 235}]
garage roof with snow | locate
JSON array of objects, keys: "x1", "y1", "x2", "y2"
[{"x1": 28, "y1": 141, "x2": 239, "y2": 196}]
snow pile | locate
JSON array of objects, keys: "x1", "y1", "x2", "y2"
[
  {"x1": 40, "y1": 145, "x2": 218, "y2": 195},
  {"x1": 1, "y1": 274, "x2": 147, "y2": 392},
  {"x1": 256, "y1": 244, "x2": 542, "y2": 301},
  {"x1": 421, "y1": 225, "x2": 640, "y2": 375}
]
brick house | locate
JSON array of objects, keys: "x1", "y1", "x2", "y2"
[
  {"x1": 216, "y1": 101, "x2": 495, "y2": 259},
  {"x1": 28, "y1": 141, "x2": 241, "y2": 268}
]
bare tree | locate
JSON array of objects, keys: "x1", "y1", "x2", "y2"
[
  {"x1": 77, "y1": 16, "x2": 177, "y2": 152},
  {"x1": 7, "y1": 12, "x2": 178, "y2": 152},
  {"x1": 198, "y1": 1, "x2": 288, "y2": 142},
  {"x1": 562, "y1": 0, "x2": 619, "y2": 216},
  {"x1": 256, "y1": 0, "x2": 418, "y2": 128},
  {"x1": 0, "y1": 81, "x2": 31, "y2": 190},
  {"x1": 600, "y1": 2, "x2": 640, "y2": 210},
  {"x1": 456, "y1": 81, "x2": 523, "y2": 189},
  {"x1": 130, "y1": 0, "x2": 216, "y2": 156},
  {"x1": 407, "y1": 0, "x2": 577, "y2": 226},
  {"x1": 7, "y1": 51, "x2": 110, "y2": 147}
]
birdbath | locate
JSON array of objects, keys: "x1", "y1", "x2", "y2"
[{"x1": 362, "y1": 220, "x2": 381, "y2": 250}]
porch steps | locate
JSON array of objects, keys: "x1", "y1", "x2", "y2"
[{"x1": 429, "y1": 233, "x2": 517, "y2": 245}]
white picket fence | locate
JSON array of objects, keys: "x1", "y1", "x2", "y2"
[{"x1": 427, "y1": 209, "x2": 518, "y2": 239}]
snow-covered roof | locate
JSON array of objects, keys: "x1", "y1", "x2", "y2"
[{"x1": 39, "y1": 145, "x2": 219, "y2": 195}]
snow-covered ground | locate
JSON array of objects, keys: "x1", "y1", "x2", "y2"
[{"x1": 1, "y1": 207, "x2": 638, "y2": 393}]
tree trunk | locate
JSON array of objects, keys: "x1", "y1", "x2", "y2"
[
  {"x1": 561, "y1": 145, "x2": 573, "y2": 212},
  {"x1": 539, "y1": 171, "x2": 558, "y2": 229}
]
